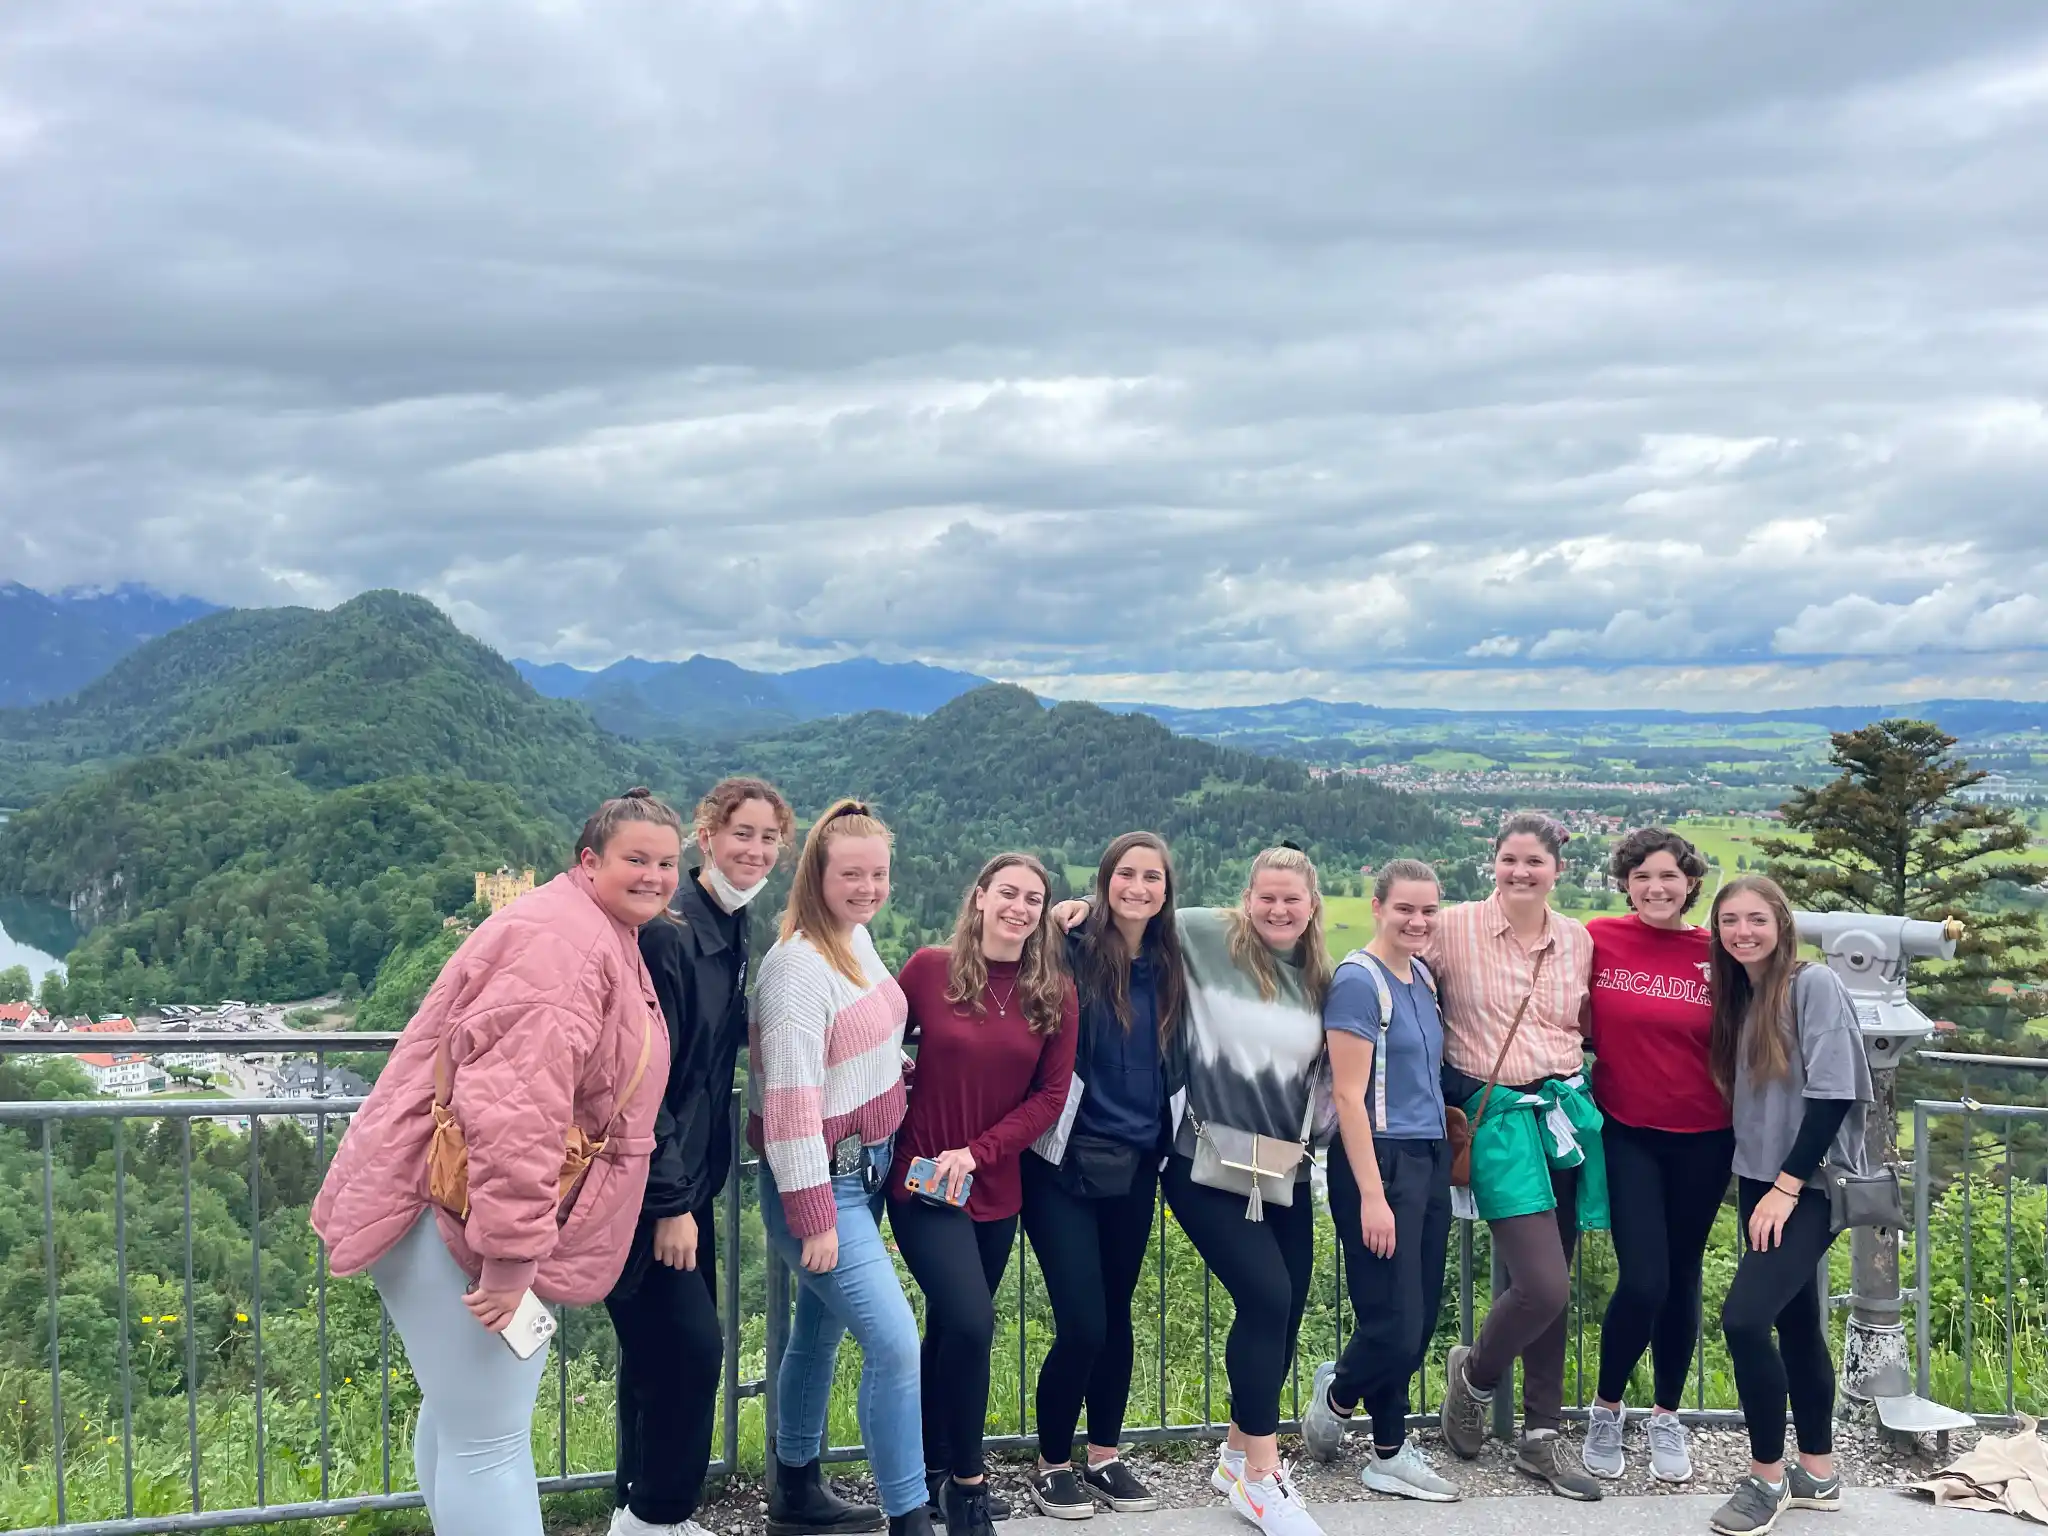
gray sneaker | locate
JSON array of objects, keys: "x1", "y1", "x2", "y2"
[
  {"x1": 1439, "y1": 1346, "x2": 1490, "y2": 1461},
  {"x1": 1513, "y1": 1431, "x2": 1602, "y2": 1501},
  {"x1": 1711, "y1": 1475, "x2": 1790, "y2": 1536},
  {"x1": 1581, "y1": 1403, "x2": 1625, "y2": 1480},
  {"x1": 1299, "y1": 1363, "x2": 1347, "y2": 1463},
  {"x1": 1646, "y1": 1411, "x2": 1693, "y2": 1483},
  {"x1": 1787, "y1": 1464, "x2": 1843, "y2": 1510},
  {"x1": 1359, "y1": 1442, "x2": 1458, "y2": 1503}
]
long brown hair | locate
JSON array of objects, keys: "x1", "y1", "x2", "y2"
[
  {"x1": 1074, "y1": 831, "x2": 1187, "y2": 1049},
  {"x1": 944, "y1": 853, "x2": 1068, "y2": 1037},
  {"x1": 781, "y1": 798, "x2": 892, "y2": 987},
  {"x1": 1708, "y1": 874, "x2": 1800, "y2": 1097},
  {"x1": 1225, "y1": 844, "x2": 1335, "y2": 1006}
]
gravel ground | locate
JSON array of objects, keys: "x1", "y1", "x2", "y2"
[{"x1": 576, "y1": 1413, "x2": 1982, "y2": 1534}]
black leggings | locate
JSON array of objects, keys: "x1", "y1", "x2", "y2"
[
  {"x1": 606, "y1": 1204, "x2": 724, "y2": 1524},
  {"x1": 1722, "y1": 1179, "x2": 1840, "y2": 1465},
  {"x1": 888, "y1": 1196, "x2": 1017, "y2": 1480},
  {"x1": 1161, "y1": 1153, "x2": 1315, "y2": 1438},
  {"x1": 1019, "y1": 1150, "x2": 1159, "y2": 1464},
  {"x1": 1327, "y1": 1136, "x2": 1452, "y2": 1451},
  {"x1": 1596, "y1": 1119, "x2": 1733, "y2": 1409}
]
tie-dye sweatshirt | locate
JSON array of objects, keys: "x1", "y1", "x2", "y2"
[
  {"x1": 1169, "y1": 906, "x2": 1325, "y2": 1174},
  {"x1": 747, "y1": 925, "x2": 909, "y2": 1238}
]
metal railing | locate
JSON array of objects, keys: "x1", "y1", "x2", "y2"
[{"x1": 3, "y1": 1033, "x2": 2044, "y2": 1534}]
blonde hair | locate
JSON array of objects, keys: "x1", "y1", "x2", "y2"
[
  {"x1": 575, "y1": 787, "x2": 684, "y2": 859},
  {"x1": 944, "y1": 853, "x2": 1069, "y2": 1036},
  {"x1": 782, "y1": 798, "x2": 893, "y2": 986},
  {"x1": 1225, "y1": 844, "x2": 1334, "y2": 1006}
]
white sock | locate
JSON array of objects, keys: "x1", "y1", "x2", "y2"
[{"x1": 1221, "y1": 1447, "x2": 1245, "y2": 1468}]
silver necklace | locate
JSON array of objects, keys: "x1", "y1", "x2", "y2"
[{"x1": 988, "y1": 977, "x2": 1019, "y2": 1017}]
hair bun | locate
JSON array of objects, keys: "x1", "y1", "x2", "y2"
[
  {"x1": 1277, "y1": 839, "x2": 1304, "y2": 852},
  {"x1": 620, "y1": 786, "x2": 654, "y2": 800}
]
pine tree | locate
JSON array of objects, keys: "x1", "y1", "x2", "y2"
[{"x1": 1757, "y1": 719, "x2": 2048, "y2": 1040}]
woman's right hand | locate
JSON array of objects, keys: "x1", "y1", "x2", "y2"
[
  {"x1": 800, "y1": 1230, "x2": 840, "y2": 1274},
  {"x1": 1050, "y1": 899, "x2": 1089, "y2": 933},
  {"x1": 463, "y1": 1286, "x2": 523, "y2": 1333},
  {"x1": 1358, "y1": 1189, "x2": 1397, "y2": 1259}
]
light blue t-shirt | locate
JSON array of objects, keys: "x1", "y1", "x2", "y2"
[{"x1": 1322, "y1": 955, "x2": 1447, "y2": 1140}]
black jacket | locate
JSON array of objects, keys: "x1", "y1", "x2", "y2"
[{"x1": 636, "y1": 869, "x2": 752, "y2": 1221}]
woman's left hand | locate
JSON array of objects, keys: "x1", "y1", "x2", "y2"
[
  {"x1": 933, "y1": 1147, "x2": 977, "y2": 1203},
  {"x1": 1747, "y1": 1184, "x2": 1801, "y2": 1250}
]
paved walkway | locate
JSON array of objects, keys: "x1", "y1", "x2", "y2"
[{"x1": 1002, "y1": 1489, "x2": 1979, "y2": 1536}]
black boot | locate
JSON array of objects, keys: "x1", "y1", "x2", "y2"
[
  {"x1": 767, "y1": 1456, "x2": 885, "y2": 1536},
  {"x1": 942, "y1": 1478, "x2": 998, "y2": 1536},
  {"x1": 889, "y1": 1509, "x2": 938, "y2": 1536}
]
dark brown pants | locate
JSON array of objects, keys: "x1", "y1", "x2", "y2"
[{"x1": 1467, "y1": 1162, "x2": 1580, "y2": 1431}]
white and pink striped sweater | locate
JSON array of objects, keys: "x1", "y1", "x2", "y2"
[{"x1": 747, "y1": 925, "x2": 909, "y2": 1238}]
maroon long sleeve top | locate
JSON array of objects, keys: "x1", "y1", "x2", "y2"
[{"x1": 887, "y1": 947, "x2": 1078, "y2": 1221}]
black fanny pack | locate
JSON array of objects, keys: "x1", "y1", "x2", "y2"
[{"x1": 1057, "y1": 1133, "x2": 1146, "y2": 1199}]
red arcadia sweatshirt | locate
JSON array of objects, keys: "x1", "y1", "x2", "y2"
[{"x1": 1585, "y1": 914, "x2": 1729, "y2": 1134}]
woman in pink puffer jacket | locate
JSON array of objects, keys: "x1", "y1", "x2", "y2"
[{"x1": 313, "y1": 788, "x2": 681, "y2": 1536}]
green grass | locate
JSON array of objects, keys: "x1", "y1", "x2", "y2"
[{"x1": 1409, "y1": 749, "x2": 1497, "y2": 771}]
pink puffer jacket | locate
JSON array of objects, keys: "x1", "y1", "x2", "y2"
[{"x1": 312, "y1": 870, "x2": 668, "y2": 1305}]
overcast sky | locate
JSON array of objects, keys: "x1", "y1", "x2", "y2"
[{"x1": 3, "y1": 1, "x2": 2046, "y2": 709}]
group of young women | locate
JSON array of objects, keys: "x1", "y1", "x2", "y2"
[{"x1": 310, "y1": 782, "x2": 1877, "y2": 1536}]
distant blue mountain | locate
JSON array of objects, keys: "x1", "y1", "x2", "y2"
[
  {"x1": 510, "y1": 653, "x2": 994, "y2": 738},
  {"x1": 0, "y1": 582, "x2": 221, "y2": 707}
]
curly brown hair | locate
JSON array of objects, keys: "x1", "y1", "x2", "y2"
[{"x1": 1610, "y1": 825, "x2": 1709, "y2": 915}]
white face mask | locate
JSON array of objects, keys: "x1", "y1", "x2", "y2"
[{"x1": 701, "y1": 859, "x2": 769, "y2": 913}]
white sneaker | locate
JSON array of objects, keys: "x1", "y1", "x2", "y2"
[
  {"x1": 609, "y1": 1508, "x2": 712, "y2": 1536},
  {"x1": 1229, "y1": 1463, "x2": 1325, "y2": 1536},
  {"x1": 1212, "y1": 1446, "x2": 1247, "y2": 1496},
  {"x1": 1359, "y1": 1442, "x2": 1459, "y2": 1503}
]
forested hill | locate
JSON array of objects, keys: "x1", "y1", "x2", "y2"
[
  {"x1": 666, "y1": 683, "x2": 1465, "y2": 940},
  {"x1": 0, "y1": 596, "x2": 1457, "y2": 1017},
  {"x1": 0, "y1": 590, "x2": 660, "y2": 814}
]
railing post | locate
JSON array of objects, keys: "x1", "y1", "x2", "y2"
[{"x1": 763, "y1": 1234, "x2": 793, "y2": 1462}]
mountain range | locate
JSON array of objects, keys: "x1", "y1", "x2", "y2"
[
  {"x1": 0, "y1": 583, "x2": 220, "y2": 708},
  {"x1": 514, "y1": 654, "x2": 993, "y2": 737},
  {"x1": 0, "y1": 591, "x2": 1457, "y2": 1013},
  {"x1": 6, "y1": 582, "x2": 2048, "y2": 747}
]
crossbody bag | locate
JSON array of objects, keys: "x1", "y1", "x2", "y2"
[
  {"x1": 426, "y1": 1005, "x2": 655, "y2": 1223},
  {"x1": 1446, "y1": 947, "x2": 1546, "y2": 1188}
]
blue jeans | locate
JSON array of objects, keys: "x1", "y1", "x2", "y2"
[{"x1": 759, "y1": 1142, "x2": 925, "y2": 1518}]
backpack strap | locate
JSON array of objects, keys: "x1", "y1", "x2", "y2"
[{"x1": 1338, "y1": 949, "x2": 1396, "y2": 1133}]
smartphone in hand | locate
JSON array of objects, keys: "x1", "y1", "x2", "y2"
[
  {"x1": 905, "y1": 1156, "x2": 972, "y2": 1208},
  {"x1": 502, "y1": 1290, "x2": 557, "y2": 1360}
]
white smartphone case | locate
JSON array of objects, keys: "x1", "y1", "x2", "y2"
[{"x1": 501, "y1": 1290, "x2": 557, "y2": 1360}]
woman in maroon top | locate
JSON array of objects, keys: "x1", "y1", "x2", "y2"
[
  {"x1": 890, "y1": 853, "x2": 1079, "y2": 1536},
  {"x1": 1581, "y1": 827, "x2": 1728, "y2": 1486}
]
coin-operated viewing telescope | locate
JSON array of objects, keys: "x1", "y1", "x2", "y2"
[{"x1": 1792, "y1": 909, "x2": 1971, "y2": 1439}]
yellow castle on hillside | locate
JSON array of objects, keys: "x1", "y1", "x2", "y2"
[{"x1": 475, "y1": 866, "x2": 537, "y2": 912}]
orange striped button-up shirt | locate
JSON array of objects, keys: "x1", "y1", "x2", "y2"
[{"x1": 1428, "y1": 893, "x2": 1594, "y2": 1087}]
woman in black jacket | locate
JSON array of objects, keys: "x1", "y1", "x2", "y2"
[
  {"x1": 605, "y1": 777, "x2": 805, "y2": 1536},
  {"x1": 1020, "y1": 832, "x2": 1187, "y2": 1521}
]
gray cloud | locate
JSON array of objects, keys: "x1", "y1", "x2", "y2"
[{"x1": 2, "y1": 0, "x2": 2047, "y2": 708}]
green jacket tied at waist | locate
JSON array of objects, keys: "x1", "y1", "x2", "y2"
[{"x1": 1460, "y1": 1073, "x2": 1609, "y2": 1230}]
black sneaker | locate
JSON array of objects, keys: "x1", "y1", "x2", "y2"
[
  {"x1": 927, "y1": 1473, "x2": 1012, "y2": 1525},
  {"x1": 941, "y1": 1478, "x2": 998, "y2": 1536},
  {"x1": 1787, "y1": 1464, "x2": 1843, "y2": 1511},
  {"x1": 1027, "y1": 1466, "x2": 1095, "y2": 1521},
  {"x1": 1081, "y1": 1458, "x2": 1160, "y2": 1514},
  {"x1": 1710, "y1": 1475, "x2": 1790, "y2": 1536}
]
